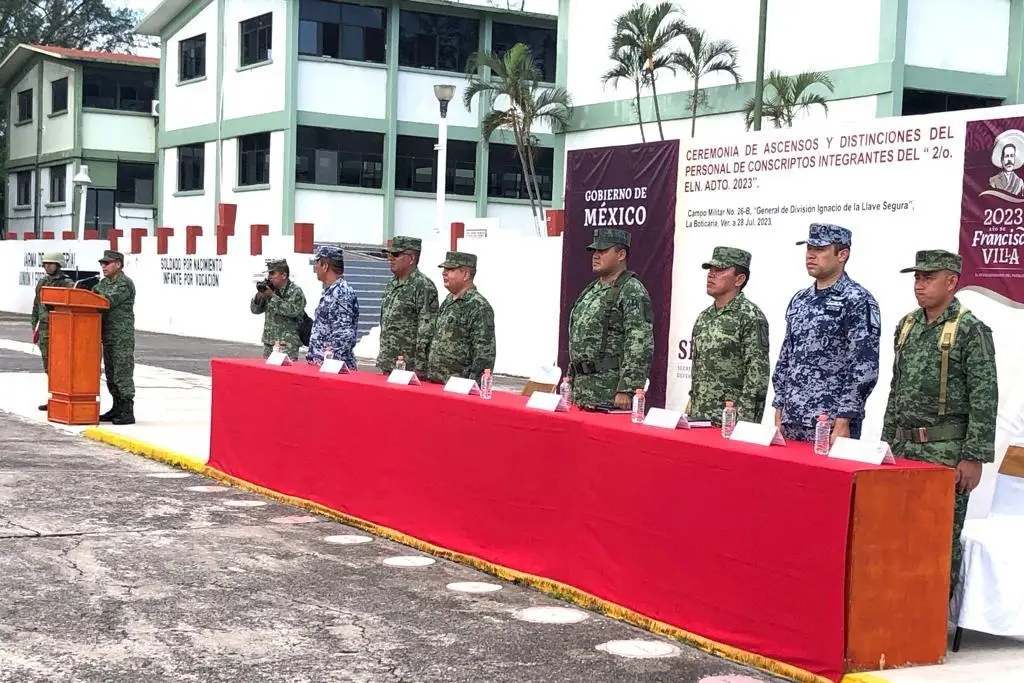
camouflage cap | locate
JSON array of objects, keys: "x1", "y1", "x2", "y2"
[
  {"x1": 311, "y1": 245, "x2": 344, "y2": 267},
  {"x1": 796, "y1": 223, "x2": 852, "y2": 247},
  {"x1": 387, "y1": 235, "x2": 422, "y2": 254},
  {"x1": 265, "y1": 258, "x2": 288, "y2": 272},
  {"x1": 438, "y1": 251, "x2": 477, "y2": 269},
  {"x1": 99, "y1": 249, "x2": 124, "y2": 263},
  {"x1": 899, "y1": 249, "x2": 962, "y2": 274},
  {"x1": 586, "y1": 228, "x2": 631, "y2": 251},
  {"x1": 41, "y1": 251, "x2": 66, "y2": 267},
  {"x1": 702, "y1": 246, "x2": 751, "y2": 270}
]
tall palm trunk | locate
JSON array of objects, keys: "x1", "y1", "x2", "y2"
[
  {"x1": 690, "y1": 75, "x2": 699, "y2": 137},
  {"x1": 511, "y1": 123, "x2": 541, "y2": 235},
  {"x1": 649, "y1": 74, "x2": 665, "y2": 141},
  {"x1": 525, "y1": 140, "x2": 546, "y2": 226},
  {"x1": 634, "y1": 81, "x2": 646, "y2": 143}
]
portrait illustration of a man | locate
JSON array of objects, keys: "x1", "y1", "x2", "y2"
[{"x1": 988, "y1": 129, "x2": 1024, "y2": 197}]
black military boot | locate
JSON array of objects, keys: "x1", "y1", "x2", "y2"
[
  {"x1": 112, "y1": 399, "x2": 135, "y2": 425},
  {"x1": 99, "y1": 399, "x2": 120, "y2": 422}
]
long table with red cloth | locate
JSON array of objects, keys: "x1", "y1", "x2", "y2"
[{"x1": 208, "y1": 359, "x2": 954, "y2": 682}]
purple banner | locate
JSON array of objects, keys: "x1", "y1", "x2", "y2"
[
  {"x1": 959, "y1": 116, "x2": 1024, "y2": 304},
  {"x1": 558, "y1": 140, "x2": 679, "y2": 409}
]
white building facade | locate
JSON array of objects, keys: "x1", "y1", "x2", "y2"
[
  {"x1": 1, "y1": 46, "x2": 160, "y2": 239},
  {"x1": 138, "y1": 0, "x2": 561, "y2": 244},
  {"x1": 564, "y1": 0, "x2": 1024, "y2": 152}
]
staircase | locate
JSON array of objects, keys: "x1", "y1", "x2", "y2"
[{"x1": 341, "y1": 249, "x2": 392, "y2": 341}]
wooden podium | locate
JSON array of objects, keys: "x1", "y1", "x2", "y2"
[{"x1": 41, "y1": 287, "x2": 109, "y2": 425}]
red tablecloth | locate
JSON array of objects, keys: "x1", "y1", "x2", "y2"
[{"x1": 208, "y1": 359, "x2": 938, "y2": 682}]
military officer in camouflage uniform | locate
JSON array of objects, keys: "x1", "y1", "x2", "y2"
[
  {"x1": 687, "y1": 246, "x2": 770, "y2": 424},
  {"x1": 250, "y1": 257, "x2": 307, "y2": 360},
  {"x1": 568, "y1": 228, "x2": 654, "y2": 410},
  {"x1": 424, "y1": 251, "x2": 495, "y2": 383},
  {"x1": 376, "y1": 235, "x2": 439, "y2": 375},
  {"x1": 93, "y1": 250, "x2": 137, "y2": 425},
  {"x1": 772, "y1": 223, "x2": 880, "y2": 442},
  {"x1": 881, "y1": 250, "x2": 997, "y2": 594},
  {"x1": 307, "y1": 245, "x2": 360, "y2": 368},
  {"x1": 32, "y1": 251, "x2": 75, "y2": 410}
]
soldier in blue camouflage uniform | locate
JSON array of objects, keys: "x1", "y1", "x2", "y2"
[
  {"x1": 306, "y1": 245, "x2": 359, "y2": 369},
  {"x1": 772, "y1": 224, "x2": 881, "y2": 442},
  {"x1": 882, "y1": 250, "x2": 997, "y2": 595}
]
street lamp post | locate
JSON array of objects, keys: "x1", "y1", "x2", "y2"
[
  {"x1": 72, "y1": 164, "x2": 93, "y2": 239},
  {"x1": 433, "y1": 84, "x2": 455, "y2": 237}
]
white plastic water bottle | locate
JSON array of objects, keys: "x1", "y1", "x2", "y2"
[
  {"x1": 395, "y1": 355, "x2": 406, "y2": 371},
  {"x1": 721, "y1": 400, "x2": 737, "y2": 437},
  {"x1": 631, "y1": 389, "x2": 645, "y2": 423},
  {"x1": 273, "y1": 340, "x2": 284, "y2": 355},
  {"x1": 559, "y1": 376, "x2": 572, "y2": 409},
  {"x1": 323, "y1": 344, "x2": 333, "y2": 362},
  {"x1": 814, "y1": 414, "x2": 831, "y2": 455},
  {"x1": 479, "y1": 369, "x2": 493, "y2": 399}
]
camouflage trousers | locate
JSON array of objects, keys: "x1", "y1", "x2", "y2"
[
  {"x1": 38, "y1": 331, "x2": 50, "y2": 374},
  {"x1": 892, "y1": 439, "x2": 970, "y2": 592},
  {"x1": 780, "y1": 420, "x2": 863, "y2": 442},
  {"x1": 570, "y1": 370, "x2": 621, "y2": 409},
  {"x1": 102, "y1": 337, "x2": 136, "y2": 401},
  {"x1": 262, "y1": 342, "x2": 300, "y2": 361}
]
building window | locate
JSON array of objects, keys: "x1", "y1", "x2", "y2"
[
  {"x1": 177, "y1": 144, "x2": 205, "y2": 192},
  {"x1": 901, "y1": 89, "x2": 1003, "y2": 116},
  {"x1": 488, "y1": 143, "x2": 553, "y2": 201},
  {"x1": 395, "y1": 135, "x2": 475, "y2": 196},
  {"x1": 49, "y1": 165, "x2": 66, "y2": 203},
  {"x1": 51, "y1": 78, "x2": 68, "y2": 113},
  {"x1": 179, "y1": 34, "x2": 207, "y2": 81},
  {"x1": 15, "y1": 171, "x2": 32, "y2": 206},
  {"x1": 296, "y1": 126, "x2": 384, "y2": 188},
  {"x1": 492, "y1": 22, "x2": 557, "y2": 83},
  {"x1": 82, "y1": 66, "x2": 156, "y2": 113},
  {"x1": 241, "y1": 13, "x2": 273, "y2": 66},
  {"x1": 116, "y1": 162, "x2": 155, "y2": 205},
  {"x1": 238, "y1": 132, "x2": 271, "y2": 186},
  {"x1": 16, "y1": 89, "x2": 33, "y2": 123},
  {"x1": 299, "y1": 0, "x2": 387, "y2": 63},
  {"x1": 85, "y1": 188, "x2": 116, "y2": 237},
  {"x1": 398, "y1": 10, "x2": 479, "y2": 72}
]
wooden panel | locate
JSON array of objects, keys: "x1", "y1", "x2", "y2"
[
  {"x1": 845, "y1": 467, "x2": 955, "y2": 671},
  {"x1": 43, "y1": 289, "x2": 107, "y2": 426},
  {"x1": 999, "y1": 445, "x2": 1024, "y2": 477}
]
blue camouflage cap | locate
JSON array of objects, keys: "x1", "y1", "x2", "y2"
[
  {"x1": 311, "y1": 245, "x2": 344, "y2": 266},
  {"x1": 796, "y1": 223, "x2": 852, "y2": 248}
]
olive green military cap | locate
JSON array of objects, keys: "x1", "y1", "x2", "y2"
[
  {"x1": 438, "y1": 251, "x2": 477, "y2": 269},
  {"x1": 265, "y1": 258, "x2": 288, "y2": 272},
  {"x1": 899, "y1": 249, "x2": 962, "y2": 274},
  {"x1": 99, "y1": 250, "x2": 124, "y2": 264},
  {"x1": 702, "y1": 246, "x2": 751, "y2": 270},
  {"x1": 586, "y1": 228, "x2": 631, "y2": 251},
  {"x1": 41, "y1": 251, "x2": 66, "y2": 267},
  {"x1": 387, "y1": 236, "x2": 422, "y2": 254}
]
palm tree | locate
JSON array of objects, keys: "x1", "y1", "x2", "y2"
[
  {"x1": 610, "y1": 1, "x2": 687, "y2": 141},
  {"x1": 601, "y1": 44, "x2": 648, "y2": 143},
  {"x1": 464, "y1": 43, "x2": 573, "y2": 235},
  {"x1": 743, "y1": 70, "x2": 835, "y2": 130},
  {"x1": 673, "y1": 27, "x2": 740, "y2": 137}
]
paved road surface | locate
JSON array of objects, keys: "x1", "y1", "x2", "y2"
[{"x1": 0, "y1": 412, "x2": 784, "y2": 683}]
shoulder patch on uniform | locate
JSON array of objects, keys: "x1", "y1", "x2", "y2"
[
  {"x1": 640, "y1": 296, "x2": 653, "y2": 324},
  {"x1": 868, "y1": 298, "x2": 881, "y2": 335},
  {"x1": 974, "y1": 322, "x2": 996, "y2": 361},
  {"x1": 756, "y1": 318, "x2": 769, "y2": 349}
]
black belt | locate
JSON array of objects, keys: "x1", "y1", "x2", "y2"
[
  {"x1": 569, "y1": 358, "x2": 619, "y2": 376},
  {"x1": 894, "y1": 423, "x2": 967, "y2": 444}
]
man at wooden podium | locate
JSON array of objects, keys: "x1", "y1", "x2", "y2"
[
  {"x1": 32, "y1": 251, "x2": 74, "y2": 410},
  {"x1": 92, "y1": 250, "x2": 137, "y2": 425}
]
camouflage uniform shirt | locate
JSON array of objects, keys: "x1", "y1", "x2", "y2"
[
  {"x1": 772, "y1": 272, "x2": 880, "y2": 437},
  {"x1": 94, "y1": 273, "x2": 136, "y2": 340},
  {"x1": 250, "y1": 280, "x2": 307, "y2": 359},
  {"x1": 306, "y1": 279, "x2": 359, "y2": 368},
  {"x1": 568, "y1": 272, "x2": 654, "y2": 409},
  {"x1": 32, "y1": 272, "x2": 74, "y2": 335},
  {"x1": 424, "y1": 286, "x2": 495, "y2": 382},
  {"x1": 376, "y1": 268, "x2": 439, "y2": 373},
  {"x1": 689, "y1": 292, "x2": 770, "y2": 423}
]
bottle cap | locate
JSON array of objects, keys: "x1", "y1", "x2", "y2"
[
  {"x1": 483, "y1": 368, "x2": 491, "y2": 375},
  {"x1": 635, "y1": 389, "x2": 643, "y2": 395},
  {"x1": 818, "y1": 414, "x2": 828, "y2": 421},
  {"x1": 725, "y1": 400, "x2": 734, "y2": 407}
]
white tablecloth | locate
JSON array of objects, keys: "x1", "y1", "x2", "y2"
[{"x1": 955, "y1": 515, "x2": 1024, "y2": 636}]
